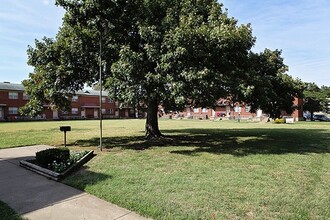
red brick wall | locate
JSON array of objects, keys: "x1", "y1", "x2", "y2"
[
  {"x1": 281, "y1": 97, "x2": 303, "y2": 120},
  {"x1": 0, "y1": 90, "x2": 29, "y2": 119},
  {"x1": 215, "y1": 105, "x2": 257, "y2": 118},
  {"x1": 0, "y1": 90, "x2": 117, "y2": 120}
]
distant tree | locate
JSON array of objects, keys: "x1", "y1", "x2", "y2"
[
  {"x1": 303, "y1": 83, "x2": 328, "y2": 119},
  {"x1": 243, "y1": 49, "x2": 304, "y2": 119},
  {"x1": 321, "y1": 86, "x2": 330, "y2": 97},
  {"x1": 320, "y1": 86, "x2": 330, "y2": 113}
]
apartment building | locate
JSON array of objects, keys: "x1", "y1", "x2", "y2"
[
  {"x1": 0, "y1": 82, "x2": 134, "y2": 121},
  {"x1": 168, "y1": 97, "x2": 303, "y2": 121},
  {"x1": 1, "y1": 81, "x2": 303, "y2": 122}
]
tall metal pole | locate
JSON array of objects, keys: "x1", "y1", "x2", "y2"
[
  {"x1": 64, "y1": 131, "x2": 67, "y2": 147},
  {"x1": 99, "y1": 37, "x2": 103, "y2": 151}
]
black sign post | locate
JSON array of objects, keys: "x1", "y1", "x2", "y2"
[{"x1": 60, "y1": 126, "x2": 71, "y2": 147}]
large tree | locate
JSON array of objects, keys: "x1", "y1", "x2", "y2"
[{"x1": 22, "y1": 0, "x2": 256, "y2": 138}]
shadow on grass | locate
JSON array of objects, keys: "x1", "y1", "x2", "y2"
[
  {"x1": 75, "y1": 128, "x2": 330, "y2": 156},
  {"x1": 63, "y1": 166, "x2": 112, "y2": 191}
]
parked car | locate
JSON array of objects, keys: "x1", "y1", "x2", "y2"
[
  {"x1": 313, "y1": 114, "x2": 330, "y2": 121},
  {"x1": 303, "y1": 113, "x2": 311, "y2": 121}
]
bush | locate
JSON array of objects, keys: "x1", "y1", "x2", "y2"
[
  {"x1": 36, "y1": 148, "x2": 70, "y2": 168},
  {"x1": 273, "y1": 118, "x2": 285, "y2": 124}
]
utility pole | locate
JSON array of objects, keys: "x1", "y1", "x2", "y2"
[{"x1": 99, "y1": 37, "x2": 103, "y2": 151}]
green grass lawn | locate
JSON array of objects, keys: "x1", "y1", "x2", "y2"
[
  {"x1": 0, "y1": 201, "x2": 26, "y2": 220},
  {"x1": 1, "y1": 119, "x2": 330, "y2": 219}
]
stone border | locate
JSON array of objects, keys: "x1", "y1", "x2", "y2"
[{"x1": 19, "y1": 150, "x2": 94, "y2": 181}]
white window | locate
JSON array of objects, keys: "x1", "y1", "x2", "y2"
[
  {"x1": 109, "y1": 109, "x2": 113, "y2": 114},
  {"x1": 234, "y1": 106, "x2": 241, "y2": 113},
  {"x1": 102, "y1": 108, "x2": 106, "y2": 114},
  {"x1": 8, "y1": 107, "x2": 18, "y2": 114},
  {"x1": 193, "y1": 108, "x2": 199, "y2": 113},
  {"x1": 202, "y1": 108, "x2": 208, "y2": 113},
  {"x1": 72, "y1": 96, "x2": 79, "y2": 102},
  {"x1": 72, "y1": 108, "x2": 79, "y2": 114},
  {"x1": 108, "y1": 99, "x2": 113, "y2": 103},
  {"x1": 23, "y1": 93, "x2": 30, "y2": 100},
  {"x1": 62, "y1": 110, "x2": 68, "y2": 114},
  {"x1": 9, "y1": 92, "x2": 18, "y2": 99},
  {"x1": 245, "y1": 106, "x2": 251, "y2": 113},
  {"x1": 102, "y1": 97, "x2": 106, "y2": 103}
]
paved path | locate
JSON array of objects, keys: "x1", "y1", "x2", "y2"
[{"x1": 0, "y1": 145, "x2": 151, "y2": 220}]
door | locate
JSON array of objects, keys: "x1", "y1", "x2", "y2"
[
  {"x1": 257, "y1": 109, "x2": 263, "y2": 117},
  {"x1": 81, "y1": 109, "x2": 86, "y2": 118},
  {"x1": 94, "y1": 109, "x2": 99, "y2": 118},
  {"x1": 0, "y1": 107, "x2": 3, "y2": 119},
  {"x1": 53, "y1": 110, "x2": 58, "y2": 119},
  {"x1": 225, "y1": 106, "x2": 230, "y2": 117},
  {"x1": 187, "y1": 107, "x2": 191, "y2": 116}
]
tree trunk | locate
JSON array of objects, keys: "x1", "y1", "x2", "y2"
[
  {"x1": 145, "y1": 99, "x2": 162, "y2": 139},
  {"x1": 311, "y1": 111, "x2": 314, "y2": 121}
]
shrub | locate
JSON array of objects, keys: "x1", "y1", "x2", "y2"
[
  {"x1": 70, "y1": 151, "x2": 89, "y2": 163},
  {"x1": 36, "y1": 148, "x2": 70, "y2": 168},
  {"x1": 273, "y1": 118, "x2": 285, "y2": 124}
]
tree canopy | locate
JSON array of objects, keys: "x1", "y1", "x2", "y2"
[
  {"x1": 244, "y1": 49, "x2": 304, "y2": 118},
  {"x1": 22, "y1": 0, "x2": 302, "y2": 138},
  {"x1": 303, "y1": 83, "x2": 329, "y2": 118}
]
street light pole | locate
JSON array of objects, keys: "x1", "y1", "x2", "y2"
[{"x1": 99, "y1": 37, "x2": 103, "y2": 151}]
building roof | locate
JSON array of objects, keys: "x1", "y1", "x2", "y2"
[
  {"x1": 0, "y1": 82, "x2": 25, "y2": 91},
  {"x1": 0, "y1": 82, "x2": 108, "y2": 96},
  {"x1": 76, "y1": 89, "x2": 108, "y2": 96}
]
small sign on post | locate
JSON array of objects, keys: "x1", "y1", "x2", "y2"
[{"x1": 60, "y1": 126, "x2": 71, "y2": 147}]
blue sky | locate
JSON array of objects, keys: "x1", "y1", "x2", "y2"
[
  {"x1": 222, "y1": 0, "x2": 330, "y2": 86},
  {"x1": 0, "y1": 0, "x2": 64, "y2": 84},
  {"x1": 0, "y1": 0, "x2": 329, "y2": 86}
]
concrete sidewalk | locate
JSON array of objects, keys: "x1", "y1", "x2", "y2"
[{"x1": 0, "y1": 145, "x2": 150, "y2": 220}]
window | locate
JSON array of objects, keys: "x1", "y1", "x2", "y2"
[
  {"x1": 193, "y1": 108, "x2": 199, "y2": 113},
  {"x1": 23, "y1": 93, "x2": 30, "y2": 100},
  {"x1": 109, "y1": 109, "x2": 113, "y2": 114},
  {"x1": 102, "y1": 97, "x2": 106, "y2": 103},
  {"x1": 234, "y1": 106, "x2": 241, "y2": 113},
  {"x1": 72, "y1": 108, "x2": 79, "y2": 114},
  {"x1": 108, "y1": 99, "x2": 113, "y2": 103},
  {"x1": 202, "y1": 108, "x2": 208, "y2": 113},
  {"x1": 245, "y1": 105, "x2": 251, "y2": 113},
  {"x1": 8, "y1": 107, "x2": 18, "y2": 114},
  {"x1": 72, "y1": 96, "x2": 79, "y2": 102},
  {"x1": 102, "y1": 108, "x2": 106, "y2": 114},
  {"x1": 62, "y1": 110, "x2": 68, "y2": 115},
  {"x1": 9, "y1": 92, "x2": 18, "y2": 99}
]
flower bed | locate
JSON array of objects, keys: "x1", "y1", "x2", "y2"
[{"x1": 20, "y1": 149, "x2": 94, "y2": 181}]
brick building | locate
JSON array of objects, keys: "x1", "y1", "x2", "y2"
[
  {"x1": 167, "y1": 97, "x2": 303, "y2": 121},
  {"x1": 1, "y1": 81, "x2": 303, "y2": 122},
  {"x1": 0, "y1": 82, "x2": 134, "y2": 121}
]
